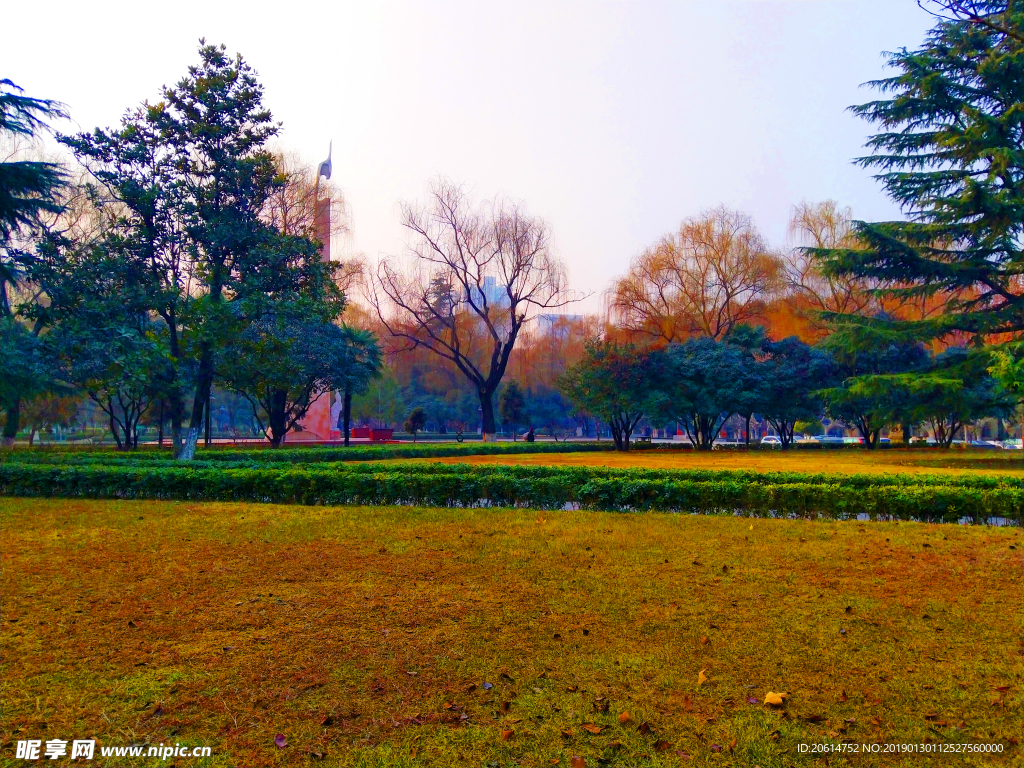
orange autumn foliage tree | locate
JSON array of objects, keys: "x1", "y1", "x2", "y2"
[
  {"x1": 608, "y1": 206, "x2": 784, "y2": 344},
  {"x1": 781, "y1": 200, "x2": 970, "y2": 346}
]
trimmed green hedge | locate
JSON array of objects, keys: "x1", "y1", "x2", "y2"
[
  {"x1": 0, "y1": 441, "x2": 619, "y2": 465},
  {"x1": 0, "y1": 462, "x2": 1018, "y2": 524}
]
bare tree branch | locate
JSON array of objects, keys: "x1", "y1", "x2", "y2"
[{"x1": 370, "y1": 178, "x2": 586, "y2": 436}]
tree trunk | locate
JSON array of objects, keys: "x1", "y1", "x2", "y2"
[
  {"x1": 158, "y1": 401, "x2": 165, "y2": 447},
  {"x1": 343, "y1": 387, "x2": 352, "y2": 447},
  {"x1": 268, "y1": 389, "x2": 287, "y2": 448},
  {"x1": 2, "y1": 401, "x2": 20, "y2": 448},
  {"x1": 109, "y1": 409, "x2": 124, "y2": 451},
  {"x1": 480, "y1": 390, "x2": 497, "y2": 442},
  {"x1": 179, "y1": 350, "x2": 214, "y2": 461},
  {"x1": 204, "y1": 391, "x2": 212, "y2": 447},
  {"x1": 169, "y1": 393, "x2": 183, "y2": 458}
]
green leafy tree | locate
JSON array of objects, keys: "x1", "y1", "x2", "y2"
[
  {"x1": 819, "y1": 319, "x2": 930, "y2": 448},
  {"x1": 0, "y1": 319, "x2": 52, "y2": 445},
  {"x1": 403, "y1": 407, "x2": 427, "y2": 441},
  {"x1": 28, "y1": 228, "x2": 166, "y2": 451},
  {"x1": 724, "y1": 324, "x2": 769, "y2": 445},
  {"x1": 337, "y1": 325, "x2": 383, "y2": 446},
  {"x1": 558, "y1": 342, "x2": 666, "y2": 451},
  {"x1": 18, "y1": 393, "x2": 79, "y2": 446},
  {"x1": 0, "y1": 79, "x2": 67, "y2": 285},
  {"x1": 222, "y1": 316, "x2": 352, "y2": 447},
  {"x1": 907, "y1": 347, "x2": 1014, "y2": 446},
  {"x1": 62, "y1": 42, "x2": 341, "y2": 460},
  {"x1": 498, "y1": 380, "x2": 527, "y2": 439},
  {"x1": 794, "y1": 419, "x2": 825, "y2": 437},
  {"x1": 351, "y1": 367, "x2": 404, "y2": 429},
  {"x1": 660, "y1": 337, "x2": 747, "y2": 450},
  {"x1": 759, "y1": 337, "x2": 836, "y2": 449},
  {"x1": 816, "y1": 4, "x2": 1024, "y2": 340},
  {"x1": 0, "y1": 79, "x2": 67, "y2": 445}
]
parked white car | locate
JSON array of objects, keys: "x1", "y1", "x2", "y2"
[
  {"x1": 1002, "y1": 439, "x2": 1022, "y2": 450},
  {"x1": 760, "y1": 435, "x2": 781, "y2": 447}
]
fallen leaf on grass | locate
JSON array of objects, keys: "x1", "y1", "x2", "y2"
[
  {"x1": 319, "y1": 714, "x2": 334, "y2": 727},
  {"x1": 274, "y1": 734, "x2": 287, "y2": 749},
  {"x1": 501, "y1": 729, "x2": 514, "y2": 741},
  {"x1": 654, "y1": 740, "x2": 671, "y2": 751},
  {"x1": 618, "y1": 711, "x2": 631, "y2": 724},
  {"x1": 482, "y1": 682, "x2": 493, "y2": 690},
  {"x1": 697, "y1": 669, "x2": 707, "y2": 686},
  {"x1": 763, "y1": 692, "x2": 786, "y2": 706},
  {"x1": 804, "y1": 714, "x2": 826, "y2": 723},
  {"x1": 570, "y1": 756, "x2": 586, "y2": 768},
  {"x1": 582, "y1": 723, "x2": 602, "y2": 734},
  {"x1": 710, "y1": 744, "x2": 722, "y2": 752},
  {"x1": 699, "y1": 636, "x2": 709, "y2": 645},
  {"x1": 637, "y1": 721, "x2": 653, "y2": 735},
  {"x1": 729, "y1": 738, "x2": 737, "y2": 751},
  {"x1": 560, "y1": 728, "x2": 575, "y2": 738},
  {"x1": 676, "y1": 750, "x2": 692, "y2": 759}
]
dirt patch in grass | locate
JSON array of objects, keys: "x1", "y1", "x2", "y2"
[
  {"x1": 424, "y1": 448, "x2": 1024, "y2": 477},
  {"x1": 1, "y1": 499, "x2": 1020, "y2": 767}
]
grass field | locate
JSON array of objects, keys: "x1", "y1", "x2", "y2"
[
  {"x1": 423, "y1": 447, "x2": 1024, "y2": 477},
  {"x1": 2, "y1": 497, "x2": 1020, "y2": 767}
]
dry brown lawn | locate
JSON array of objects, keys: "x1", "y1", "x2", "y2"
[{"x1": 1, "y1": 497, "x2": 1020, "y2": 767}]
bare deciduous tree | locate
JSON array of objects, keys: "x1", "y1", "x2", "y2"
[
  {"x1": 371, "y1": 179, "x2": 583, "y2": 439},
  {"x1": 608, "y1": 206, "x2": 783, "y2": 343},
  {"x1": 786, "y1": 200, "x2": 877, "y2": 325}
]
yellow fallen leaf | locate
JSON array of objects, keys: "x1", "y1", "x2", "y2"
[
  {"x1": 697, "y1": 669, "x2": 707, "y2": 686},
  {"x1": 617, "y1": 711, "x2": 631, "y2": 724},
  {"x1": 763, "y1": 691, "x2": 787, "y2": 706},
  {"x1": 582, "y1": 723, "x2": 602, "y2": 734},
  {"x1": 749, "y1": 524, "x2": 753, "y2": 530}
]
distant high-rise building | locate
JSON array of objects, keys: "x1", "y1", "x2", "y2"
[{"x1": 466, "y1": 275, "x2": 509, "y2": 309}]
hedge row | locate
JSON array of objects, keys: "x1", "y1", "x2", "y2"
[
  {"x1": 0, "y1": 463, "x2": 1017, "y2": 524},
  {"x1": 0, "y1": 441, "x2": 618, "y2": 465},
  {"x1": 4, "y1": 453, "x2": 1021, "y2": 491}
]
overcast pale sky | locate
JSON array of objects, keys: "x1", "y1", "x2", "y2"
[{"x1": 5, "y1": 1, "x2": 934, "y2": 312}]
